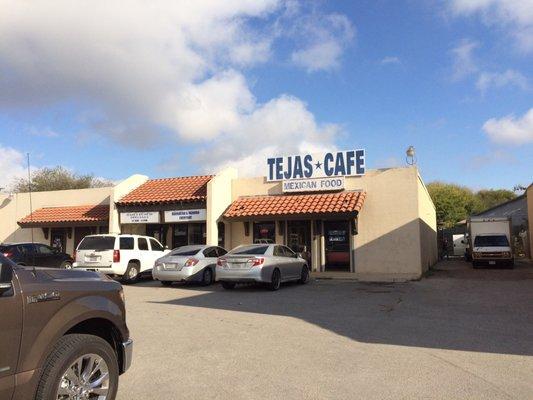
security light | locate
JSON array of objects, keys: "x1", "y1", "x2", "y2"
[{"x1": 406, "y1": 146, "x2": 416, "y2": 165}]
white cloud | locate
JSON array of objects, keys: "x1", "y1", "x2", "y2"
[
  {"x1": 448, "y1": 0, "x2": 533, "y2": 53},
  {"x1": 196, "y1": 95, "x2": 340, "y2": 176},
  {"x1": 483, "y1": 108, "x2": 533, "y2": 145},
  {"x1": 0, "y1": 145, "x2": 27, "y2": 190},
  {"x1": 476, "y1": 69, "x2": 529, "y2": 93},
  {"x1": 450, "y1": 38, "x2": 479, "y2": 80},
  {"x1": 289, "y1": 12, "x2": 355, "y2": 72},
  {"x1": 0, "y1": 0, "x2": 352, "y2": 175},
  {"x1": 27, "y1": 127, "x2": 60, "y2": 138},
  {"x1": 380, "y1": 56, "x2": 401, "y2": 65}
]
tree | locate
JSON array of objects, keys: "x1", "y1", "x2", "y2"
[
  {"x1": 13, "y1": 166, "x2": 112, "y2": 193},
  {"x1": 427, "y1": 182, "x2": 481, "y2": 228},
  {"x1": 475, "y1": 189, "x2": 517, "y2": 210}
]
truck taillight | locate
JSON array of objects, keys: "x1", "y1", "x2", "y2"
[
  {"x1": 250, "y1": 257, "x2": 264, "y2": 267},
  {"x1": 2, "y1": 251, "x2": 13, "y2": 258},
  {"x1": 73, "y1": 250, "x2": 77, "y2": 260},
  {"x1": 113, "y1": 250, "x2": 120, "y2": 263},
  {"x1": 185, "y1": 258, "x2": 199, "y2": 267}
]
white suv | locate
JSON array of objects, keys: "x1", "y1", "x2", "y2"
[{"x1": 73, "y1": 234, "x2": 170, "y2": 283}]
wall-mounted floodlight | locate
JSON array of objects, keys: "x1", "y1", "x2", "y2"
[{"x1": 406, "y1": 145, "x2": 416, "y2": 165}]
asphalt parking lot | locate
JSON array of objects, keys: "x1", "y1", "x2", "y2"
[{"x1": 117, "y1": 259, "x2": 533, "y2": 400}]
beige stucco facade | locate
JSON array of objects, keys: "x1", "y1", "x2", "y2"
[
  {"x1": 0, "y1": 187, "x2": 112, "y2": 255},
  {"x1": 223, "y1": 167, "x2": 437, "y2": 281},
  {"x1": 0, "y1": 166, "x2": 437, "y2": 281}
]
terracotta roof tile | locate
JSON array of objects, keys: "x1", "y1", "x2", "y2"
[
  {"x1": 117, "y1": 176, "x2": 212, "y2": 206},
  {"x1": 18, "y1": 205, "x2": 109, "y2": 225},
  {"x1": 224, "y1": 191, "x2": 366, "y2": 219}
]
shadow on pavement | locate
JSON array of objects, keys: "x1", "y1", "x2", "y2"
[{"x1": 147, "y1": 259, "x2": 533, "y2": 356}]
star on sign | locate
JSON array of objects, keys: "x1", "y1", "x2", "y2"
[{"x1": 315, "y1": 161, "x2": 322, "y2": 169}]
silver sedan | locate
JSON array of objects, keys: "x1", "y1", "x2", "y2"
[
  {"x1": 216, "y1": 244, "x2": 310, "y2": 290},
  {"x1": 153, "y1": 245, "x2": 227, "y2": 286}
]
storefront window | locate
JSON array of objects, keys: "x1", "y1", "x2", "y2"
[
  {"x1": 172, "y1": 223, "x2": 206, "y2": 248},
  {"x1": 172, "y1": 224, "x2": 188, "y2": 249},
  {"x1": 253, "y1": 221, "x2": 275, "y2": 244},
  {"x1": 188, "y1": 223, "x2": 205, "y2": 245}
]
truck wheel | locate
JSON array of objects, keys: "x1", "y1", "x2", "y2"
[
  {"x1": 35, "y1": 334, "x2": 119, "y2": 400},
  {"x1": 123, "y1": 262, "x2": 140, "y2": 284}
]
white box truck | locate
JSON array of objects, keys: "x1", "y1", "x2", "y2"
[{"x1": 467, "y1": 217, "x2": 513, "y2": 268}]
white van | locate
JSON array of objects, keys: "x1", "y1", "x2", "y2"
[{"x1": 73, "y1": 234, "x2": 170, "y2": 282}]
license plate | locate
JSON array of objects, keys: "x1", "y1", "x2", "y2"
[{"x1": 489, "y1": 261, "x2": 496, "y2": 265}]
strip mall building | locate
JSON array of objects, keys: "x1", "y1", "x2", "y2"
[{"x1": 0, "y1": 151, "x2": 439, "y2": 281}]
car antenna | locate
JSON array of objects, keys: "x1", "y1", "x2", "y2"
[{"x1": 27, "y1": 153, "x2": 36, "y2": 276}]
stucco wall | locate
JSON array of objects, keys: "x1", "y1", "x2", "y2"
[
  {"x1": 417, "y1": 173, "x2": 438, "y2": 272},
  {"x1": 207, "y1": 168, "x2": 238, "y2": 246},
  {"x1": 110, "y1": 174, "x2": 149, "y2": 233},
  {"x1": 228, "y1": 167, "x2": 437, "y2": 281},
  {"x1": 0, "y1": 187, "x2": 112, "y2": 254}
]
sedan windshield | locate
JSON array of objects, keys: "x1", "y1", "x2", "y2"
[
  {"x1": 229, "y1": 245, "x2": 269, "y2": 255},
  {"x1": 474, "y1": 235, "x2": 509, "y2": 247}
]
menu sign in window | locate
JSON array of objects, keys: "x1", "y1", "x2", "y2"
[
  {"x1": 120, "y1": 211, "x2": 160, "y2": 224},
  {"x1": 165, "y1": 209, "x2": 207, "y2": 223}
]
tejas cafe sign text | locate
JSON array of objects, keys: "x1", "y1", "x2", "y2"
[{"x1": 267, "y1": 150, "x2": 365, "y2": 193}]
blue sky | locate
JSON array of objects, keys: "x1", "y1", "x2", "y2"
[{"x1": 0, "y1": 0, "x2": 531, "y2": 191}]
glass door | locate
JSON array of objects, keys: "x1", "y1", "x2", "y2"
[
  {"x1": 287, "y1": 220, "x2": 311, "y2": 266},
  {"x1": 323, "y1": 221, "x2": 350, "y2": 271}
]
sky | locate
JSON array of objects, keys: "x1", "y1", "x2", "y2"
[{"x1": 0, "y1": 0, "x2": 531, "y2": 191}]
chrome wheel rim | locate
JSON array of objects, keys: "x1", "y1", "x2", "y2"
[
  {"x1": 64, "y1": 263, "x2": 72, "y2": 270},
  {"x1": 56, "y1": 353, "x2": 110, "y2": 399}
]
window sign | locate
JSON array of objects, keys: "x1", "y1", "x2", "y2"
[
  {"x1": 266, "y1": 150, "x2": 365, "y2": 182},
  {"x1": 165, "y1": 209, "x2": 207, "y2": 223},
  {"x1": 121, "y1": 211, "x2": 160, "y2": 224}
]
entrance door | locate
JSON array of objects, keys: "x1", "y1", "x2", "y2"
[
  {"x1": 287, "y1": 220, "x2": 311, "y2": 266},
  {"x1": 324, "y1": 221, "x2": 350, "y2": 271},
  {"x1": 50, "y1": 228, "x2": 67, "y2": 253}
]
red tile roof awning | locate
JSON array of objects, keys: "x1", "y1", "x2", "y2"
[
  {"x1": 224, "y1": 191, "x2": 366, "y2": 219},
  {"x1": 117, "y1": 176, "x2": 212, "y2": 206},
  {"x1": 18, "y1": 205, "x2": 109, "y2": 226}
]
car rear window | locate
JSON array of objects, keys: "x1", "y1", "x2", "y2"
[
  {"x1": 229, "y1": 245, "x2": 269, "y2": 255},
  {"x1": 78, "y1": 236, "x2": 116, "y2": 250},
  {"x1": 170, "y1": 246, "x2": 201, "y2": 256},
  {"x1": 474, "y1": 235, "x2": 509, "y2": 247}
]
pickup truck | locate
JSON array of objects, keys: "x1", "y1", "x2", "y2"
[{"x1": 0, "y1": 254, "x2": 132, "y2": 400}]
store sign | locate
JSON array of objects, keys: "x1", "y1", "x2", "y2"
[
  {"x1": 164, "y1": 209, "x2": 207, "y2": 223},
  {"x1": 282, "y1": 176, "x2": 345, "y2": 193},
  {"x1": 121, "y1": 211, "x2": 160, "y2": 224},
  {"x1": 266, "y1": 149, "x2": 365, "y2": 182}
]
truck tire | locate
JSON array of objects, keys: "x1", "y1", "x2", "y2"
[
  {"x1": 35, "y1": 333, "x2": 119, "y2": 400},
  {"x1": 60, "y1": 261, "x2": 73, "y2": 269},
  {"x1": 123, "y1": 262, "x2": 140, "y2": 284}
]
